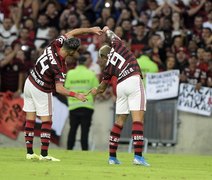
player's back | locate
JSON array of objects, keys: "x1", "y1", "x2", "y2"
[
  {"x1": 29, "y1": 35, "x2": 67, "y2": 93},
  {"x1": 104, "y1": 38, "x2": 142, "y2": 83}
]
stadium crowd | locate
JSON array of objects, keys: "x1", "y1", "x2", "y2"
[{"x1": 0, "y1": 0, "x2": 212, "y2": 98}]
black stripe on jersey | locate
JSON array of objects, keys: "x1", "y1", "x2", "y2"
[
  {"x1": 121, "y1": 48, "x2": 129, "y2": 58},
  {"x1": 125, "y1": 54, "x2": 133, "y2": 61},
  {"x1": 118, "y1": 45, "x2": 126, "y2": 56},
  {"x1": 115, "y1": 41, "x2": 122, "y2": 52}
]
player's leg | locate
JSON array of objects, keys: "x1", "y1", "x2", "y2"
[
  {"x1": 31, "y1": 85, "x2": 59, "y2": 161},
  {"x1": 23, "y1": 78, "x2": 39, "y2": 160},
  {"x1": 108, "y1": 114, "x2": 127, "y2": 164},
  {"x1": 108, "y1": 81, "x2": 128, "y2": 164},
  {"x1": 128, "y1": 76, "x2": 150, "y2": 166},
  {"x1": 39, "y1": 115, "x2": 53, "y2": 157},
  {"x1": 24, "y1": 112, "x2": 39, "y2": 159}
]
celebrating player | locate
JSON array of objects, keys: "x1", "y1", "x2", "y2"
[
  {"x1": 23, "y1": 27, "x2": 102, "y2": 161},
  {"x1": 90, "y1": 26, "x2": 150, "y2": 166}
]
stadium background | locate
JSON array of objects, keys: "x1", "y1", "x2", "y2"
[{"x1": 0, "y1": 0, "x2": 212, "y2": 155}]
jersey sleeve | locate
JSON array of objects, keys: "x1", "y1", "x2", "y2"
[
  {"x1": 111, "y1": 37, "x2": 122, "y2": 49},
  {"x1": 54, "y1": 35, "x2": 67, "y2": 48}
]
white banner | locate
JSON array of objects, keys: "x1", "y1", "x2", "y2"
[
  {"x1": 146, "y1": 70, "x2": 180, "y2": 100},
  {"x1": 177, "y1": 83, "x2": 212, "y2": 116}
]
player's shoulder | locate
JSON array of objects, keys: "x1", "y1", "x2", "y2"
[{"x1": 54, "y1": 35, "x2": 67, "y2": 48}]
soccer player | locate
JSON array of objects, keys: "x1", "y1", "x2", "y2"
[
  {"x1": 90, "y1": 26, "x2": 150, "y2": 166},
  {"x1": 23, "y1": 27, "x2": 102, "y2": 161}
]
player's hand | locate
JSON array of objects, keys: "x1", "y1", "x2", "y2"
[
  {"x1": 90, "y1": 27, "x2": 103, "y2": 35},
  {"x1": 90, "y1": 88, "x2": 98, "y2": 96},
  {"x1": 75, "y1": 93, "x2": 88, "y2": 102},
  {"x1": 102, "y1": 26, "x2": 109, "y2": 33}
]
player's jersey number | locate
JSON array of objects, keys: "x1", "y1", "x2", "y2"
[
  {"x1": 35, "y1": 50, "x2": 49, "y2": 75},
  {"x1": 109, "y1": 52, "x2": 125, "y2": 69}
]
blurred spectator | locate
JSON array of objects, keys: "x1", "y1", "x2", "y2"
[
  {"x1": 148, "y1": 15, "x2": 160, "y2": 37},
  {"x1": 171, "y1": 11, "x2": 185, "y2": 37},
  {"x1": 191, "y1": 15, "x2": 204, "y2": 44},
  {"x1": 131, "y1": 22, "x2": 149, "y2": 58},
  {"x1": 187, "y1": 40, "x2": 198, "y2": 54},
  {"x1": 175, "y1": 47, "x2": 189, "y2": 72},
  {"x1": 22, "y1": 18, "x2": 36, "y2": 41},
  {"x1": 157, "y1": 17, "x2": 173, "y2": 48},
  {"x1": 43, "y1": 1, "x2": 61, "y2": 30},
  {"x1": 199, "y1": 27, "x2": 212, "y2": 49},
  {"x1": 19, "y1": 0, "x2": 40, "y2": 22},
  {"x1": 34, "y1": 13, "x2": 50, "y2": 49},
  {"x1": 0, "y1": 0, "x2": 19, "y2": 18},
  {"x1": 128, "y1": 0, "x2": 139, "y2": 23},
  {"x1": 180, "y1": 52, "x2": 206, "y2": 90},
  {"x1": 116, "y1": 7, "x2": 132, "y2": 26},
  {"x1": 59, "y1": 11, "x2": 81, "y2": 30},
  {"x1": 198, "y1": 48, "x2": 212, "y2": 72},
  {"x1": 38, "y1": 26, "x2": 60, "y2": 55},
  {"x1": 0, "y1": 17, "x2": 18, "y2": 46},
  {"x1": 148, "y1": 33, "x2": 166, "y2": 71},
  {"x1": 84, "y1": 51, "x2": 101, "y2": 80},
  {"x1": 145, "y1": 0, "x2": 159, "y2": 27},
  {"x1": 87, "y1": 34, "x2": 106, "y2": 63},
  {"x1": 0, "y1": 46, "x2": 25, "y2": 97},
  {"x1": 120, "y1": 19, "x2": 132, "y2": 42},
  {"x1": 95, "y1": 7, "x2": 111, "y2": 27},
  {"x1": 171, "y1": 35, "x2": 185, "y2": 54},
  {"x1": 165, "y1": 55, "x2": 177, "y2": 71},
  {"x1": 203, "y1": 9, "x2": 212, "y2": 30},
  {"x1": 105, "y1": 16, "x2": 116, "y2": 31},
  {"x1": 11, "y1": 27, "x2": 36, "y2": 70}
]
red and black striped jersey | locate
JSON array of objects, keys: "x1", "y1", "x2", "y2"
[
  {"x1": 102, "y1": 37, "x2": 142, "y2": 84},
  {"x1": 29, "y1": 35, "x2": 67, "y2": 93}
]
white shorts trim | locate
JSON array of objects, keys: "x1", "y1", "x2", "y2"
[
  {"x1": 116, "y1": 75, "x2": 146, "y2": 114},
  {"x1": 23, "y1": 78, "x2": 53, "y2": 116}
]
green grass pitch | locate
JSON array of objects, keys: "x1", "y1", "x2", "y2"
[{"x1": 0, "y1": 148, "x2": 212, "y2": 180}]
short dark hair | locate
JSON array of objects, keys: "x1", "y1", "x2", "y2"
[
  {"x1": 63, "y1": 38, "x2": 81, "y2": 51},
  {"x1": 78, "y1": 55, "x2": 87, "y2": 64}
]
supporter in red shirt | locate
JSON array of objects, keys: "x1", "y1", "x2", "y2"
[
  {"x1": 175, "y1": 47, "x2": 189, "y2": 72},
  {"x1": 131, "y1": 22, "x2": 149, "y2": 58},
  {"x1": 0, "y1": 46, "x2": 25, "y2": 97},
  {"x1": 180, "y1": 52, "x2": 206, "y2": 90}
]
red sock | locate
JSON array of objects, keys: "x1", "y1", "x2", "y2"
[
  {"x1": 24, "y1": 120, "x2": 35, "y2": 154},
  {"x1": 109, "y1": 123, "x2": 123, "y2": 157},
  {"x1": 132, "y1": 121, "x2": 144, "y2": 157},
  {"x1": 40, "y1": 121, "x2": 52, "y2": 156}
]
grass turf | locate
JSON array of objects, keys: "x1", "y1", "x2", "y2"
[{"x1": 0, "y1": 148, "x2": 212, "y2": 180}]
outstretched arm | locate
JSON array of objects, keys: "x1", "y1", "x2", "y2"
[
  {"x1": 65, "y1": 27, "x2": 103, "y2": 38},
  {"x1": 102, "y1": 26, "x2": 121, "y2": 42},
  {"x1": 56, "y1": 83, "x2": 87, "y2": 102},
  {"x1": 88, "y1": 81, "x2": 108, "y2": 96}
]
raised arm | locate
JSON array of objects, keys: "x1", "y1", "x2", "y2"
[
  {"x1": 65, "y1": 27, "x2": 103, "y2": 38},
  {"x1": 102, "y1": 26, "x2": 121, "y2": 42}
]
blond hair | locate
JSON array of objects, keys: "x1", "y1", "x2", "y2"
[{"x1": 99, "y1": 45, "x2": 111, "y2": 58}]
